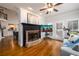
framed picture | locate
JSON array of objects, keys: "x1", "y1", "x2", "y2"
[
  {"x1": 68, "y1": 20, "x2": 78, "y2": 31},
  {"x1": 56, "y1": 23, "x2": 63, "y2": 29},
  {"x1": 27, "y1": 13, "x2": 39, "y2": 24},
  {"x1": 73, "y1": 20, "x2": 78, "y2": 30},
  {"x1": 68, "y1": 21, "x2": 73, "y2": 31}
]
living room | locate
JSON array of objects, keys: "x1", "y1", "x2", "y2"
[{"x1": 0, "y1": 3, "x2": 79, "y2": 56}]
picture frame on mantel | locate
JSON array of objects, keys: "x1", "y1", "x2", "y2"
[{"x1": 27, "y1": 13, "x2": 39, "y2": 24}]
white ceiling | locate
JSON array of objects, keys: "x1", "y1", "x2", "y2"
[{"x1": 0, "y1": 3, "x2": 79, "y2": 16}]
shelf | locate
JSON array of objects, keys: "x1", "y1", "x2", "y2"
[{"x1": 0, "y1": 18, "x2": 7, "y2": 22}]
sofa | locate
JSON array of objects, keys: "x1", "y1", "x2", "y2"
[
  {"x1": 61, "y1": 46, "x2": 79, "y2": 56},
  {"x1": 60, "y1": 38, "x2": 79, "y2": 56}
]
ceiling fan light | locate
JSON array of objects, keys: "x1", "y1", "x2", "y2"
[{"x1": 47, "y1": 8, "x2": 53, "y2": 12}]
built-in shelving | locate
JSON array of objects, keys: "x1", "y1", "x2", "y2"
[{"x1": 0, "y1": 11, "x2": 8, "y2": 20}]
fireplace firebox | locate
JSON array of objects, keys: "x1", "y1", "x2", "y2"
[{"x1": 26, "y1": 30, "x2": 40, "y2": 42}]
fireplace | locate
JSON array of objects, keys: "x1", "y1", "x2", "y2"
[
  {"x1": 26, "y1": 30, "x2": 40, "y2": 42},
  {"x1": 22, "y1": 23, "x2": 41, "y2": 47}
]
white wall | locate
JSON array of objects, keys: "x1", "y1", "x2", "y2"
[
  {"x1": 19, "y1": 8, "x2": 45, "y2": 24},
  {"x1": 45, "y1": 9, "x2": 79, "y2": 40}
]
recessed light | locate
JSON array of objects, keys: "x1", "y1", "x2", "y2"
[
  {"x1": 27, "y1": 7, "x2": 33, "y2": 10},
  {"x1": 40, "y1": 13, "x2": 42, "y2": 15}
]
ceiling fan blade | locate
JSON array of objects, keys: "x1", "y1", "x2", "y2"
[
  {"x1": 53, "y1": 9, "x2": 58, "y2": 12},
  {"x1": 46, "y1": 11, "x2": 49, "y2": 14},
  {"x1": 47, "y1": 3, "x2": 50, "y2": 8},
  {"x1": 55, "y1": 3, "x2": 63, "y2": 6},
  {"x1": 0, "y1": 6, "x2": 7, "y2": 10},
  {"x1": 40, "y1": 8, "x2": 48, "y2": 11}
]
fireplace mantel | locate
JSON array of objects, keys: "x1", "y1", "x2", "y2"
[{"x1": 21, "y1": 23, "x2": 41, "y2": 47}]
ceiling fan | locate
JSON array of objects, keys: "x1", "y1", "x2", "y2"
[{"x1": 40, "y1": 3, "x2": 63, "y2": 14}]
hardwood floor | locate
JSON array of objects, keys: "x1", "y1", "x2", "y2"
[{"x1": 0, "y1": 36, "x2": 62, "y2": 56}]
